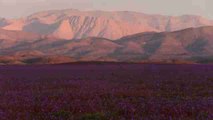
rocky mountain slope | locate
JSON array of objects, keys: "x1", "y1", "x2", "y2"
[
  {"x1": 1, "y1": 9, "x2": 213, "y2": 40},
  {"x1": 0, "y1": 26, "x2": 212, "y2": 64},
  {"x1": 0, "y1": 28, "x2": 42, "y2": 50}
]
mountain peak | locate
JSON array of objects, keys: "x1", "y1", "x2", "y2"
[
  {"x1": 52, "y1": 19, "x2": 74, "y2": 40},
  {"x1": 1, "y1": 9, "x2": 213, "y2": 40}
]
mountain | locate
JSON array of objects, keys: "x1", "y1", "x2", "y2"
[
  {"x1": 2, "y1": 19, "x2": 25, "y2": 31},
  {"x1": 0, "y1": 26, "x2": 212, "y2": 64},
  {"x1": 1, "y1": 9, "x2": 213, "y2": 40},
  {"x1": 0, "y1": 18, "x2": 9, "y2": 27},
  {"x1": 114, "y1": 26, "x2": 213, "y2": 62},
  {"x1": 0, "y1": 28, "x2": 40, "y2": 41},
  {"x1": 0, "y1": 28, "x2": 43, "y2": 51}
]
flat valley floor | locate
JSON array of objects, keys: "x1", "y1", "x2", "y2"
[{"x1": 0, "y1": 63, "x2": 212, "y2": 120}]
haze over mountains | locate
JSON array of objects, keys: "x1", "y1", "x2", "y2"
[{"x1": 0, "y1": 9, "x2": 213, "y2": 64}]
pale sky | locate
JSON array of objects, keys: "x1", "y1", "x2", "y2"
[{"x1": 0, "y1": 0, "x2": 212, "y2": 19}]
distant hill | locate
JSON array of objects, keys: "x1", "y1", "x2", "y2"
[
  {"x1": 0, "y1": 28, "x2": 40, "y2": 41},
  {"x1": 0, "y1": 26, "x2": 212, "y2": 64}
]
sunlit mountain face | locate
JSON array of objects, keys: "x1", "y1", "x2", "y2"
[{"x1": 1, "y1": 9, "x2": 213, "y2": 40}]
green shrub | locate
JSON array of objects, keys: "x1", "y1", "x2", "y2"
[
  {"x1": 51, "y1": 110, "x2": 73, "y2": 120},
  {"x1": 80, "y1": 112, "x2": 107, "y2": 120}
]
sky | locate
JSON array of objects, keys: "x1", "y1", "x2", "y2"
[{"x1": 0, "y1": 0, "x2": 212, "y2": 19}]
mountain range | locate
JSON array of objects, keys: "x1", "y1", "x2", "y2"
[
  {"x1": 0, "y1": 9, "x2": 213, "y2": 64},
  {"x1": 1, "y1": 9, "x2": 213, "y2": 40}
]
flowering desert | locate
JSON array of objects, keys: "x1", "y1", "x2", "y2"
[{"x1": 0, "y1": 63, "x2": 212, "y2": 120}]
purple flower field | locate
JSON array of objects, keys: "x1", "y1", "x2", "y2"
[{"x1": 0, "y1": 63, "x2": 212, "y2": 120}]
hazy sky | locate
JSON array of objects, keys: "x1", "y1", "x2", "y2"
[{"x1": 0, "y1": 0, "x2": 212, "y2": 19}]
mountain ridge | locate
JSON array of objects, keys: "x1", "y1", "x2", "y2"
[
  {"x1": 0, "y1": 26, "x2": 212, "y2": 64},
  {"x1": 1, "y1": 9, "x2": 213, "y2": 40}
]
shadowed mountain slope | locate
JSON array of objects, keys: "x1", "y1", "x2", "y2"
[{"x1": 0, "y1": 26, "x2": 212, "y2": 64}]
